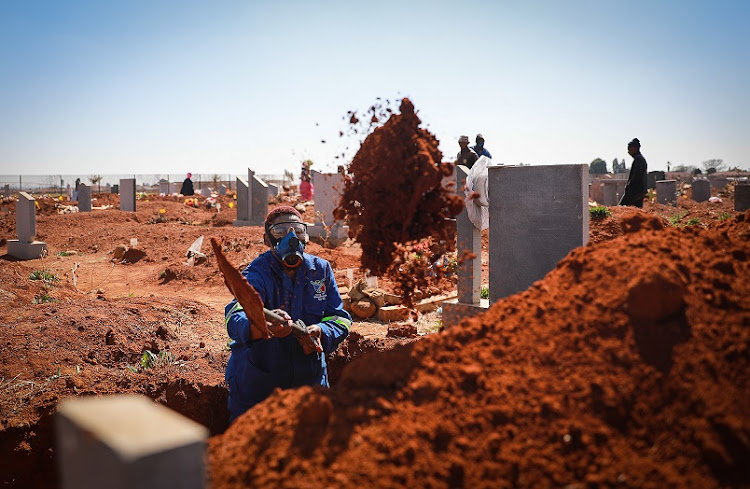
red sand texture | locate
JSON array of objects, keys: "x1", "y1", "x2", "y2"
[
  {"x1": 335, "y1": 98, "x2": 463, "y2": 300},
  {"x1": 209, "y1": 210, "x2": 750, "y2": 488}
]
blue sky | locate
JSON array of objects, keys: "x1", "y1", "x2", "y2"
[{"x1": 1, "y1": 0, "x2": 748, "y2": 177}]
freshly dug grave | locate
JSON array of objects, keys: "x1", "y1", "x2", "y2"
[
  {"x1": 335, "y1": 98, "x2": 463, "y2": 302},
  {"x1": 209, "y1": 209, "x2": 749, "y2": 488}
]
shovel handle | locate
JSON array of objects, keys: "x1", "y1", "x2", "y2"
[{"x1": 263, "y1": 308, "x2": 310, "y2": 339}]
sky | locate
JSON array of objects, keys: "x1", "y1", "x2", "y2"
[{"x1": 1, "y1": 0, "x2": 749, "y2": 179}]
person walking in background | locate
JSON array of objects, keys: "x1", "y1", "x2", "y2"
[
  {"x1": 619, "y1": 138, "x2": 648, "y2": 208},
  {"x1": 472, "y1": 134, "x2": 492, "y2": 158},
  {"x1": 180, "y1": 172, "x2": 195, "y2": 196},
  {"x1": 456, "y1": 135, "x2": 478, "y2": 169},
  {"x1": 223, "y1": 206, "x2": 351, "y2": 422}
]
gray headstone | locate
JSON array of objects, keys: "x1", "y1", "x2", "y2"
[
  {"x1": 736, "y1": 184, "x2": 750, "y2": 212},
  {"x1": 233, "y1": 169, "x2": 268, "y2": 226},
  {"x1": 3, "y1": 184, "x2": 10, "y2": 197},
  {"x1": 488, "y1": 164, "x2": 589, "y2": 301},
  {"x1": 159, "y1": 180, "x2": 170, "y2": 195},
  {"x1": 56, "y1": 395, "x2": 207, "y2": 489},
  {"x1": 200, "y1": 187, "x2": 211, "y2": 198},
  {"x1": 267, "y1": 183, "x2": 278, "y2": 197},
  {"x1": 170, "y1": 182, "x2": 180, "y2": 194},
  {"x1": 7, "y1": 192, "x2": 47, "y2": 260},
  {"x1": 691, "y1": 179, "x2": 711, "y2": 202},
  {"x1": 111, "y1": 184, "x2": 119, "y2": 194},
  {"x1": 647, "y1": 171, "x2": 665, "y2": 189},
  {"x1": 250, "y1": 170, "x2": 269, "y2": 225},
  {"x1": 656, "y1": 179, "x2": 677, "y2": 205},
  {"x1": 66, "y1": 183, "x2": 72, "y2": 200},
  {"x1": 442, "y1": 164, "x2": 488, "y2": 328},
  {"x1": 78, "y1": 184, "x2": 92, "y2": 212},
  {"x1": 219, "y1": 184, "x2": 227, "y2": 196},
  {"x1": 233, "y1": 177, "x2": 249, "y2": 224},
  {"x1": 119, "y1": 178, "x2": 136, "y2": 212},
  {"x1": 307, "y1": 170, "x2": 348, "y2": 247}
]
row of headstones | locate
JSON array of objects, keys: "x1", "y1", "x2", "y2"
[
  {"x1": 232, "y1": 168, "x2": 348, "y2": 246},
  {"x1": 589, "y1": 177, "x2": 713, "y2": 206},
  {"x1": 442, "y1": 166, "x2": 750, "y2": 327},
  {"x1": 77, "y1": 179, "x2": 137, "y2": 212}
]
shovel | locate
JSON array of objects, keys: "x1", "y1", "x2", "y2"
[{"x1": 210, "y1": 237, "x2": 320, "y2": 353}]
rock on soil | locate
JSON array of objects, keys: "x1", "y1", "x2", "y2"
[{"x1": 208, "y1": 210, "x2": 749, "y2": 488}]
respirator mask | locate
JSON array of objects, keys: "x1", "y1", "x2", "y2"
[{"x1": 268, "y1": 221, "x2": 307, "y2": 268}]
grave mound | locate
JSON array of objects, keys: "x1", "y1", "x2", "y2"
[{"x1": 209, "y1": 212, "x2": 749, "y2": 488}]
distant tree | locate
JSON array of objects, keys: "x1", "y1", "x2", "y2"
[
  {"x1": 706, "y1": 167, "x2": 717, "y2": 174},
  {"x1": 90, "y1": 175, "x2": 103, "y2": 193},
  {"x1": 211, "y1": 174, "x2": 221, "y2": 185},
  {"x1": 283, "y1": 170, "x2": 294, "y2": 187},
  {"x1": 693, "y1": 168, "x2": 702, "y2": 175},
  {"x1": 702, "y1": 159, "x2": 725, "y2": 172},
  {"x1": 589, "y1": 158, "x2": 607, "y2": 174},
  {"x1": 612, "y1": 158, "x2": 618, "y2": 173},
  {"x1": 672, "y1": 164, "x2": 697, "y2": 173}
]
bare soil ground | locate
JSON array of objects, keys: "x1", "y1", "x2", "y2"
[{"x1": 0, "y1": 189, "x2": 746, "y2": 488}]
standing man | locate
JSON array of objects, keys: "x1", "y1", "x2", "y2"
[
  {"x1": 619, "y1": 138, "x2": 648, "y2": 207},
  {"x1": 472, "y1": 134, "x2": 492, "y2": 158},
  {"x1": 223, "y1": 206, "x2": 351, "y2": 422},
  {"x1": 180, "y1": 172, "x2": 195, "y2": 196},
  {"x1": 457, "y1": 135, "x2": 478, "y2": 169}
]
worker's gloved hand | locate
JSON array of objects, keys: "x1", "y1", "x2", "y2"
[
  {"x1": 295, "y1": 323, "x2": 324, "y2": 354},
  {"x1": 267, "y1": 309, "x2": 293, "y2": 338}
]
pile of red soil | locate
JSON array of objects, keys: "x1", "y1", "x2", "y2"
[
  {"x1": 209, "y1": 209, "x2": 749, "y2": 488},
  {"x1": 335, "y1": 98, "x2": 463, "y2": 301}
]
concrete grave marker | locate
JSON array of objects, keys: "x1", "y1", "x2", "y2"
[
  {"x1": 120, "y1": 178, "x2": 136, "y2": 211},
  {"x1": 3, "y1": 184, "x2": 10, "y2": 197},
  {"x1": 307, "y1": 170, "x2": 349, "y2": 247},
  {"x1": 170, "y1": 182, "x2": 180, "y2": 194},
  {"x1": 691, "y1": 179, "x2": 711, "y2": 202},
  {"x1": 66, "y1": 183, "x2": 72, "y2": 200},
  {"x1": 736, "y1": 184, "x2": 750, "y2": 212},
  {"x1": 7, "y1": 192, "x2": 47, "y2": 260},
  {"x1": 78, "y1": 184, "x2": 92, "y2": 212},
  {"x1": 233, "y1": 169, "x2": 268, "y2": 226},
  {"x1": 159, "y1": 179, "x2": 170, "y2": 195},
  {"x1": 656, "y1": 179, "x2": 677, "y2": 205},
  {"x1": 647, "y1": 171, "x2": 665, "y2": 189},
  {"x1": 56, "y1": 394, "x2": 208, "y2": 489},
  {"x1": 442, "y1": 165, "x2": 489, "y2": 328},
  {"x1": 219, "y1": 184, "x2": 227, "y2": 196},
  {"x1": 200, "y1": 187, "x2": 211, "y2": 198},
  {"x1": 111, "y1": 184, "x2": 119, "y2": 194},
  {"x1": 268, "y1": 183, "x2": 279, "y2": 197},
  {"x1": 488, "y1": 164, "x2": 588, "y2": 301}
]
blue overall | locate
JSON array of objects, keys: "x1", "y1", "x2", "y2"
[{"x1": 224, "y1": 251, "x2": 351, "y2": 422}]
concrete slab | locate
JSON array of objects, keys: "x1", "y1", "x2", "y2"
[
  {"x1": 78, "y1": 184, "x2": 92, "y2": 212},
  {"x1": 656, "y1": 179, "x2": 677, "y2": 204},
  {"x1": 233, "y1": 177, "x2": 250, "y2": 225},
  {"x1": 442, "y1": 299, "x2": 490, "y2": 328},
  {"x1": 119, "y1": 179, "x2": 136, "y2": 211},
  {"x1": 488, "y1": 164, "x2": 588, "y2": 301},
  {"x1": 736, "y1": 184, "x2": 750, "y2": 212},
  {"x1": 691, "y1": 179, "x2": 711, "y2": 202},
  {"x1": 7, "y1": 240, "x2": 47, "y2": 259},
  {"x1": 56, "y1": 394, "x2": 207, "y2": 489}
]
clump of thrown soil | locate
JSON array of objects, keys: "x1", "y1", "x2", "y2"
[
  {"x1": 209, "y1": 210, "x2": 749, "y2": 488},
  {"x1": 335, "y1": 98, "x2": 463, "y2": 302}
]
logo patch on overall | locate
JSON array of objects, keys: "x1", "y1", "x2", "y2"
[{"x1": 311, "y1": 279, "x2": 326, "y2": 301}]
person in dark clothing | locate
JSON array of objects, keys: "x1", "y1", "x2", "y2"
[
  {"x1": 180, "y1": 172, "x2": 195, "y2": 196},
  {"x1": 619, "y1": 138, "x2": 648, "y2": 207},
  {"x1": 457, "y1": 135, "x2": 478, "y2": 169}
]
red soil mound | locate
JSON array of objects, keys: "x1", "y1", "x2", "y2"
[
  {"x1": 335, "y1": 98, "x2": 463, "y2": 301},
  {"x1": 209, "y1": 210, "x2": 749, "y2": 488}
]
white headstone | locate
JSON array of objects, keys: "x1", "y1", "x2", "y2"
[{"x1": 307, "y1": 170, "x2": 348, "y2": 246}]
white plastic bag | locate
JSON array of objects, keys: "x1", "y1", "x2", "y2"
[{"x1": 464, "y1": 156, "x2": 490, "y2": 230}]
